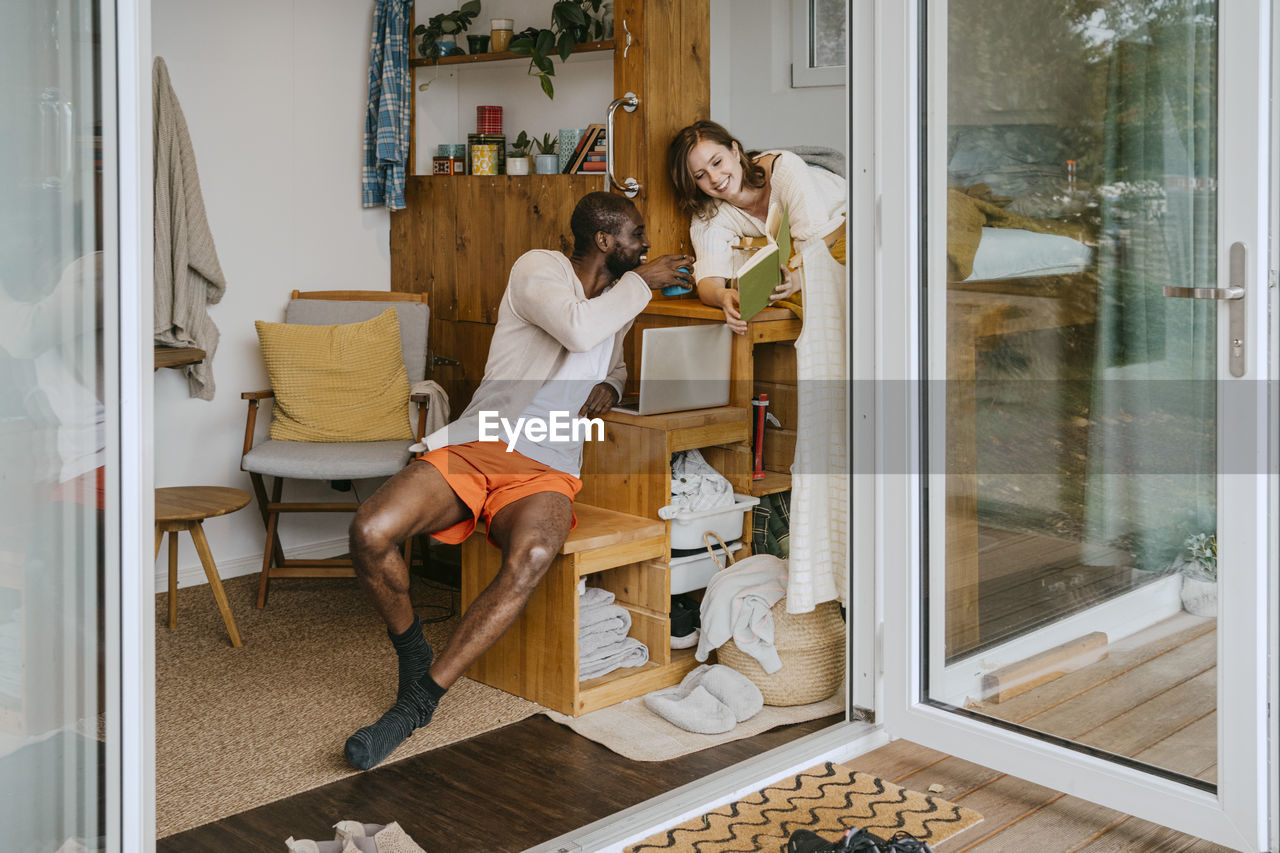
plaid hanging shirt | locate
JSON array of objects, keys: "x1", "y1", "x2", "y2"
[{"x1": 362, "y1": 0, "x2": 411, "y2": 210}]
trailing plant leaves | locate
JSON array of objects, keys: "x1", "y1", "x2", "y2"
[
  {"x1": 557, "y1": 30, "x2": 575, "y2": 61},
  {"x1": 558, "y1": 2, "x2": 587, "y2": 26},
  {"x1": 536, "y1": 28, "x2": 555, "y2": 58},
  {"x1": 534, "y1": 52, "x2": 554, "y2": 74},
  {"x1": 508, "y1": 37, "x2": 534, "y2": 55},
  {"x1": 540, "y1": 75, "x2": 555, "y2": 99}
]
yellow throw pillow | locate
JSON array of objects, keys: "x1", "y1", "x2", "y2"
[{"x1": 255, "y1": 307, "x2": 413, "y2": 442}]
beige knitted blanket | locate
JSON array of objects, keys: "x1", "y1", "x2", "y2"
[{"x1": 153, "y1": 56, "x2": 225, "y2": 399}]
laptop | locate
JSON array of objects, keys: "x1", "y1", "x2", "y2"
[{"x1": 612, "y1": 324, "x2": 733, "y2": 416}]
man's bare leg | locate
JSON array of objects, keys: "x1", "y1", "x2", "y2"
[
  {"x1": 344, "y1": 472, "x2": 572, "y2": 769},
  {"x1": 343, "y1": 460, "x2": 471, "y2": 770},
  {"x1": 429, "y1": 490, "x2": 572, "y2": 688}
]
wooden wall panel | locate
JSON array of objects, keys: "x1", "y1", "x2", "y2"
[
  {"x1": 426, "y1": 177, "x2": 459, "y2": 320},
  {"x1": 455, "y1": 177, "x2": 506, "y2": 323},
  {"x1": 613, "y1": 0, "x2": 709, "y2": 256}
]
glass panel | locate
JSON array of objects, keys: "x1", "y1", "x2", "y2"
[
  {"x1": 810, "y1": 0, "x2": 847, "y2": 68},
  {"x1": 929, "y1": 0, "x2": 1218, "y2": 786},
  {"x1": 0, "y1": 0, "x2": 112, "y2": 847}
]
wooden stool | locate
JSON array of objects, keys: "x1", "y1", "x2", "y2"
[{"x1": 155, "y1": 486, "x2": 251, "y2": 648}]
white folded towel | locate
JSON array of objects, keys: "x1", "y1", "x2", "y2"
[
  {"x1": 579, "y1": 636, "x2": 649, "y2": 680},
  {"x1": 581, "y1": 603, "x2": 630, "y2": 634},
  {"x1": 579, "y1": 587, "x2": 614, "y2": 607}
]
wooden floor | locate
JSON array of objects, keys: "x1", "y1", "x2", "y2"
[
  {"x1": 156, "y1": 612, "x2": 1222, "y2": 851},
  {"x1": 970, "y1": 611, "x2": 1218, "y2": 783},
  {"x1": 156, "y1": 712, "x2": 843, "y2": 852},
  {"x1": 847, "y1": 739, "x2": 1231, "y2": 852}
]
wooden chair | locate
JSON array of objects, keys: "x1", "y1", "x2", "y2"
[{"x1": 240, "y1": 290, "x2": 432, "y2": 607}]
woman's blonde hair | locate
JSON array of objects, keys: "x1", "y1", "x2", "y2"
[{"x1": 666, "y1": 120, "x2": 766, "y2": 219}]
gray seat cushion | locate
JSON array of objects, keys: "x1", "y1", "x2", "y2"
[{"x1": 242, "y1": 438, "x2": 415, "y2": 479}]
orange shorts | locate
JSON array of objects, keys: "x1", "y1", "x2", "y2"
[{"x1": 416, "y1": 440, "x2": 581, "y2": 545}]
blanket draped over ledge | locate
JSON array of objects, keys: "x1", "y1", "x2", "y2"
[
  {"x1": 153, "y1": 56, "x2": 225, "y2": 400},
  {"x1": 947, "y1": 183, "x2": 1090, "y2": 281}
]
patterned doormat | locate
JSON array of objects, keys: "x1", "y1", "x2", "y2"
[{"x1": 626, "y1": 762, "x2": 983, "y2": 852}]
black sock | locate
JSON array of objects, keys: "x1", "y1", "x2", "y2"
[{"x1": 344, "y1": 615, "x2": 446, "y2": 770}]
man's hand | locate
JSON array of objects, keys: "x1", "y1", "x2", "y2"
[
  {"x1": 579, "y1": 382, "x2": 619, "y2": 418},
  {"x1": 632, "y1": 253, "x2": 695, "y2": 291}
]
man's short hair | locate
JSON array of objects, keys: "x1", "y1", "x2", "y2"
[{"x1": 570, "y1": 192, "x2": 637, "y2": 255}]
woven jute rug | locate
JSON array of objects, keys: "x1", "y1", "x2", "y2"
[
  {"x1": 156, "y1": 574, "x2": 541, "y2": 838},
  {"x1": 626, "y1": 761, "x2": 983, "y2": 852}
]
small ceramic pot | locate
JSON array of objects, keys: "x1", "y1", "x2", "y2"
[
  {"x1": 534, "y1": 153, "x2": 560, "y2": 175},
  {"x1": 1180, "y1": 575, "x2": 1217, "y2": 618},
  {"x1": 558, "y1": 128, "x2": 585, "y2": 172},
  {"x1": 466, "y1": 34, "x2": 490, "y2": 54},
  {"x1": 506, "y1": 156, "x2": 531, "y2": 175}
]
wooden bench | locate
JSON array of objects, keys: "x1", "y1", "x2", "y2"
[{"x1": 461, "y1": 503, "x2": 700, "y2": 716}]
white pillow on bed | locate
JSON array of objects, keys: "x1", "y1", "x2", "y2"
[{"x1": 966, "y1": 227, "x2": 1093, "y2": 282}]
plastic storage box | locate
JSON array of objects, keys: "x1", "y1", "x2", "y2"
[
  {"x1": 670, "y1": 540, "x2": 742, "y2": 594},
  {"x1": 664, "y1": 493, "x2": 760, "y2": 550}
]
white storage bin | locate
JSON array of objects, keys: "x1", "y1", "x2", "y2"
[
  {"x1": 670, "y1": 541, "x2": 742, "y2": 594},
  {"x1": 664, "y1": 493, "x2": 760, "y2": 550}
]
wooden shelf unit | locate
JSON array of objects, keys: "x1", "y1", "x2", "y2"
[
  {"x1": 461, "y1": 503, "x2": 700, "y2": 715},
  {"x1": 409, "y1": 39, "x2": 615, "y2": 68}
]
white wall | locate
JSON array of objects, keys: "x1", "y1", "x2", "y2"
[
  {"x1": 709, "y1": 0, "x2": 847, "y2": 152},
  {"x1": 152, "y1": 0, "x2": 848, "y2": 590},
  {"x1": 152, "y1": 0, "x2": 393, "y2": 588}
]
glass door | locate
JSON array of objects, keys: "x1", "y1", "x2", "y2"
[
  {"x1": 878, "y1": 0, "x2": 1270, "y2": 849},
  {"x1": 0, "y1": 0, "x2": 121, "y2": 849}
]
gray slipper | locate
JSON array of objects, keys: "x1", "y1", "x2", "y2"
[
  {"x1": 699, "y1": 665, "x2": 764, "y2": 722},
  {"x1": 644, "y1": 684, "x2": 736, "y2": 733}
]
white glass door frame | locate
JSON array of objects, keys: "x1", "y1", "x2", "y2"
[
  {"x1": 112, "y1": 0, "x2": 156, "y2": 849},
  {"x1": 875, "y1": 1, "x2": 1272, "y2": 851}
]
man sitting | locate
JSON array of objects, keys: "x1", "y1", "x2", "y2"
[{"x1": 344, "y1": 191, "x2": 693, "y2": 770}]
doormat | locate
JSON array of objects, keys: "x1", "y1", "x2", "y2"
[{"x1": 626, "y1": 761, "x2": 983, "y2": 852}]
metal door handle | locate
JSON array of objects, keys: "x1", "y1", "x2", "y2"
[
  {"x1": 1163, "y1": 242, "x2": 1248, "y2": 377},
  {"x1": 1161, "y1": 285, "x2": 1243, "y2": 300},
  {"x1": 606, "y1": 92, "x2": 640, "y2": 198}
]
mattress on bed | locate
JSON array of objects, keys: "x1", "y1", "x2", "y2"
[{"x1": 963, "y1": 227, "x2": 1093, "y2": 282}]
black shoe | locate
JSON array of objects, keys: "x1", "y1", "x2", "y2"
[
  {"x1": 786, "y1": 828, "x2": 885, "y2": 853},
  {"x1": 669, "y1": 593, "x2": 701, "y2": 637},
  {"x1": 881, "y1": 831, "x2": 933, "y2": 853}
]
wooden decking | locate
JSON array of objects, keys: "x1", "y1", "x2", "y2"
[
  {"x1": 969, "y1": 611, "x2": 1218, "y2": 783},
  {"x1": 965, "y1": 526, "x2": 1144, "y2": 656},
  {"x1": 848, "y1": 738, "x2": 1231, "y2": 852}
]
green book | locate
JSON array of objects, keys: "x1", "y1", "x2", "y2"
[{"x1": 736, "y1": 205, "x2": 791, "y2": 322}]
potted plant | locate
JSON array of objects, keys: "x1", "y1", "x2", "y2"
[
  {"x1": 507, "y1": 131, "x2": 532, "y2": 175},
  {"x1": 1177, "y1": 533, "x2": 1217, "y2": 618},
  {"x1": 509, "y1": 1, "x2": 612, "y2": 98},
  {"x1": 413, "y1": 0, "x2": 482, "y2": 62},
  {"x1": 532, "y1": 133, "x2": 559, "y2": 174}
]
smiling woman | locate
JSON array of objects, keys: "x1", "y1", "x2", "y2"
[{"x1": 666, "y1": 120, "x2": 846, "y2": 333}]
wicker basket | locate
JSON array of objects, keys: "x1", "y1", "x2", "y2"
[
  {"x1": 703, "y1": 533, "x2": 846, "y2": 706},
  {"x1": 716, "y1": 600, "x2": 845, "y2": 706}
]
